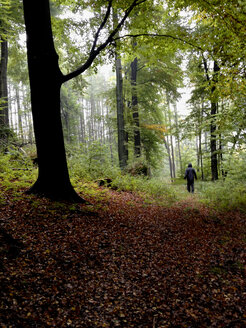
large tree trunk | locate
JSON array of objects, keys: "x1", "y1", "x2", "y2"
[
  {"x1": 23, "y1": 0, "x2": 83, "y2": 202},
  {"x1": 0, "y1": 38, "x2": 9, "y2": 143},
  {"x1": 131, "y1": 57, "x2": 141, "y2": 157}
]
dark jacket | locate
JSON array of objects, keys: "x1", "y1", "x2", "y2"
[{"x1": 184, "y1": 164, "x2": 197, "y2": 182}]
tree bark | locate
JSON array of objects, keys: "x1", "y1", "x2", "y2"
[
  {"x1": 203, "y1": 56, "x2": 219, "y2": 181},
  {"x1": 113, "y1": 10, "x2": 128, "y2": 169},
  {"x1": 168, "y1": 107, "x2": 175, "y2": 178},
  {"x1": 23, "y1": 0, "x2": 83, "y2": 202},
  {"x1": 131, "y1": 57, "x2": 141, "y2": 157},
  {"x1": 79, "y1": 101, "x2": 86, "y2": 145},
  {"x1": 164, "y1": 136, "x2": 173, "y2": 180},
  {"x1": 174, "y1": 104, "x2": 182, "y2": 176},
  {"x1": 0, "y1": 38, "x2": 9, "y2": 142},
  {"x1": 15, "y1": 86, "x2": 24, "y2": 142},
  {"x1": 115, "y1": 55, "x2": 128, "y2": 168},
  {"x1": 210, "y1": 61, "x2": 219, "y2": 181},
  {"x1": 22, "y1": 0, "x2": 144, "y2": 201}
]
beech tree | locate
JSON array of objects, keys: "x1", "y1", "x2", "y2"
[
  {"x1": 0, "y1": 35, "x2": 9, "y2": 138},
  {"x1": 0, "y1": 0, "x2": 22, "y2": 143},
  {"x1": 22, "y1": 0, "x2": 151, "y2": 201},
  {"x1": 114, "y1": 11, "x2": 128, "y2": 169}
]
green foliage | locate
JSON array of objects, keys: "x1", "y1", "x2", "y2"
[
  {"x1": 200, "y1": 179, "x2": 246, "y2": 212},
  {"x1": 67, "y1": 141, "x2": 120, "y2": 182},
  {"x1": 0, "y1": 149, "x2": 37, "y2": 191},
  {"x1": 0, "y1": 145, "x2": 246, "y2": 212},
  {"x1": 197, "y1": 152, "x2": 246, "y2": 211},
  {"x1": 226, "y1": 152, "x2": 246, "y2": 181},
  {"x1": 111, "y1": 175, "x2": 177, "y2": 205},
  {"x1": 124, "y1": 158, "x2": 149, "y2": 176}
]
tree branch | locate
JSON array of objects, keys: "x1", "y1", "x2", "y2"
[
  {"x1": 62, "y1": 0, "x2": 148, "y2": 83},
  {"x1": 91, "y1": 0, "x2": 113, "y2": 54},
  {"x1": 113, "y1": 33, "x2": 205, "y2": 52}
]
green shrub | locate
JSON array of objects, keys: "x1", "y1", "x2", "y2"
[
  {"x1": 0, "y1": 150, "x2": 37, "y2": 190},
  {"x1": 200, "y1": 179, "x2": 246, "y2": 212},
  {"x1": 111, "y1": 175, "x2": 177, "y2": 205},
  {"x1": 124, "y1": 159, "x2": 149, "y2": 176},
  {"x1": 68, "y1": 141, "x2": 120, "y2": 182}
]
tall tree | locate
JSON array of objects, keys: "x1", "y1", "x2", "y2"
[
  {"x1": 0, "y1": 0, "x2": 24, "y2": 145},
  {"x1": 115, "y1": 54, "x2": 128, "y2": 168},
  {"x1": 130, "y1": 56, "x2": 141, "y2": 157},
  {"x1": 22, "y1": 0, "x2": 149, "y2": 201},
  {"x1": 0, "y1": 37, "x2": 9, "y2": 139},
  {"x1": 23, "y1": 0, "x2": 78, "y2": 201},
  {"x1": 0, "y1": 1, "x2": 10, "y2": 144},
  {"x1": 202, "y1": 56, "x2": 219, "y2": 180},
  {"x1": 114, "y1": 11, "x2": 128, "y2": 169}
]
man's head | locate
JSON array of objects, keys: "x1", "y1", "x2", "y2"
[{"x1": 188, "y1": 163, "x2": 192, "y2": 167}]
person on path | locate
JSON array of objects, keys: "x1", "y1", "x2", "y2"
[{"x1": 184, "y1": 163, "x2": 197, "y2": 193}]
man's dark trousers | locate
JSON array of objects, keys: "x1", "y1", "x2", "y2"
[{"x1": 187, "y1": 181, "x2": 194, "y2": 193}]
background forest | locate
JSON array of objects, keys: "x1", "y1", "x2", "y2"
[
  {"x1": 0, "y1": 1, "x2": 246, "y2": 327},
  {"x1": 0, "y1": 0, "x2": 246, "y2": 209}
]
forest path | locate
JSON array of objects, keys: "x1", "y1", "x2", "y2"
[{"x1": 0, "y1": 186, "x2": 245, "y2": 327}]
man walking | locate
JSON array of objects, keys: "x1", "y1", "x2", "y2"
[{"x1": 184, "y1": 163, "x2": 197, "y2": 193}]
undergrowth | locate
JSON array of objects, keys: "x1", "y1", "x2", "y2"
[
  {"x1": 0, "y1": 151, "x2": 246, "y2": 211},
  {"x1": 0, "y1": 152, "x2": 37, "y2": 191},
  {"x1": 198, "y1": 179, "x2": 246, "y2": 212}
]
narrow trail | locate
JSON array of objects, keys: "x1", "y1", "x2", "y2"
[{"x1": 0, "y1": 186, "x2": 245, "y2": 327}]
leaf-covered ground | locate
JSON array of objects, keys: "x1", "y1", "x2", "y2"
[{"x1": 0, "y1": 185, "x2": 245, "y2": 327}]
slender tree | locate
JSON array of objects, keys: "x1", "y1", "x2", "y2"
[
  {"x1": 130, "y1": 57, "x2": 141, "y2": 157},
  {"x1": 203, "y1": 57, "x2": 219, "y2": 180},
  {"x1": 0, "y1": 37, "x2": 9, "y2": 139},
  {"x1": 114, "y1": 11, "x2": 128, "y2": 169}
]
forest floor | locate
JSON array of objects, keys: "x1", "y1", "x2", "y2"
[{"x1": 0, "y1": 184, "x2": 245, "y2": 328}]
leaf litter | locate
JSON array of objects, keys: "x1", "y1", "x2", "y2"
[{"x1": 0, "y1": 186, "x2": 245, "y2": 327}]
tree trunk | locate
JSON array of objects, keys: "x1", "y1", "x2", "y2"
[
  {"x1": 79, "y1": 102, "x2": 86, "y2": 145},
  {"x1": 115, "y1": 55, "x2": 128, "y2": 169},
  {"x1": 23, "y1": 0, "x2": 83, "y2": 202},
  {"x1": 113, "y1": 9, "x2": 127, "y2": 168},
  {"x1": 198, "y1": 126, "x2": 204, "y2": 180},
  {"x1": 174, "y1": 104, "x2": 182, "y2": 176},
  {"x1": 210, "y1": 102, "x2": 218, "y2": 180},
  {"x1": 170, "y1": 135, "x2": 175, "y2": 178},
  {"x1": 15, "y1": 86, "x2": 24, "y2": 142},
  {"x1": 131, "y1": 57, "x2": 141, "y2": 157},
  {"x1": 22, "y1": 86, "x2": 34, "y2": 144},
  {"x1": 0, "y1": 38, "x2": 9, "y2": 143},
  {"x1": 203, "y1": 57, "x2": 219, "y2": 181},
  {"x1": 164, "y1": 136, "x2": 173, "y2": 180},
  {"x1": 168, "y1": 107, "x2": 175, "y2": 178}
]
